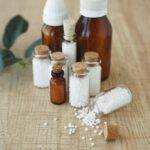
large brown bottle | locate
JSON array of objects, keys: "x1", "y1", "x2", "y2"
[
  {"x1": 76, "y1": 0, "x2": 112, "y2": 80},
  {"x1": 42, "y1": 0, "x2": 68, "y2": 52}
]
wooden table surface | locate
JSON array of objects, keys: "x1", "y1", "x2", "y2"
[{"x1": 0, "y1": 0, "x2": 150, "y2": 149}]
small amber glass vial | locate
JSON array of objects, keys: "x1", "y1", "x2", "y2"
[{"x1": 50, "y1": 64, "x2": 66, "y2": 105}]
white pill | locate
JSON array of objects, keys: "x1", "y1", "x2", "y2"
[
  {"x1": 85, "y1": 128, "x2": 88, "y2": 131},
  {"x1": 53, "y1": 117, "x2": 58, "y2": 121}
]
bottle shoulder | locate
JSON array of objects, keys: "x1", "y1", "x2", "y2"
[
  {"x1": 50, "y1": 77, "x2": 66, "y2": 84},
  {"x1": 76, "y1": 15, "x2": 112, "y2": 36},
  {"x1": 42, "y1": 24, "x2": 63, "y2": 34}
]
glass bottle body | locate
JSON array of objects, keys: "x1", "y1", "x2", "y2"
[
  {"x1": 76, "y1": 15, "x2": 112, "y2": 80},
  {"x1": 32, "y1": 57, "x2": 50, "y2": 88},
  {"x1": 69, "y1": 72, "x2": 89, "y2": 108},
  {"x1": 41, "y1": 24, "x2": 64, "y2": 52},
  {"x1": 50, "y1": 71, "x2": 66, "y2": 105},
  {"x1": 85, "y1": 61, "x2": 101, "y2": 96}
]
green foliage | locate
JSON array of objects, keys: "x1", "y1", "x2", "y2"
[
  {"x1": 25, "y1": 39, "x2": 42, "y2": 58},
  {"x1": 0, "y1": 15, "x2": 41, "y2": 71},
  {"x1": 0, "y1": 49, "x2": 21, "y2": 71},
  {"x1": 3, "y1": 15, "x2": 28, "y2": 49}
]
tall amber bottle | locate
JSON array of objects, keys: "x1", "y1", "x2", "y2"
[
  {"x1": 42, "y1": 0, "x2": 68, "y2": 52},
  {"x1": 76, "y1": 0, "x2": 112, "y2": 80}
]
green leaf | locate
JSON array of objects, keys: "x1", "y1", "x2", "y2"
[
  {"x1": 0, "y1": 49, "x2": 22, "y2": 71},
  {"x1": 24, "y1": 39, "x2": 42, "y2": 58},
  {"x1": 3, "y1": 15, "x2": 29, "y2": 49}
]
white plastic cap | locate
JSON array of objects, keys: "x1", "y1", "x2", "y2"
[
  {"x1": 80, "y1": 0, "x2": 108, "y2": 18},
  {"x1": 43, "y1": 0, "x2": 68, "y2": 26}
]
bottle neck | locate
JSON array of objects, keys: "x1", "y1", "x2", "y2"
[
  {"x1": 51, "y1": 70, "x2": 64, "y2": 78},
  {"x1": 81, "y1": 15, "x2": 107, "y2": 20},
  {"x1": 63, "y1": 35, "x2": 76, "y2": 42}
]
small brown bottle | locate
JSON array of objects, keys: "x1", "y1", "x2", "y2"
[
  {"x1": 76, "y1": 0, "x2": 112, "y2": 80},
  {"x1": 50, "y1": 64, "x2": 66, "y2": 105},
  {"x1": 42, "y1": 0, "x2": 68, "y2": 52}
]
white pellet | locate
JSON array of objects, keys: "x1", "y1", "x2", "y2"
[
  {"x1": 85, "y1": 128, "x2": 88, "y2": 131},
  {"x1": 53, "y1": 117, "x2": 58, "y2": 121}
]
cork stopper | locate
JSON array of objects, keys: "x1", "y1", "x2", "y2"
[
  {"x1": 34, "y1": 45, "x2": 49, "y2": 58},
  {"x1": 52, "y1": 64, "x2": 63, "y2": 74},
  {"x1": 103, "y1": 124, "x2": 119, "y2": 141},
  {"x1": 63, "y1": 19, "x2": 75, "y2": 41},
  {"x1": 84, "y1": 51, "x2": 99, "y2": 62},
  {"x1": 72, "y1": 62, "x2": 87, "y2": 74},
  {"x1": 51, "y1": 52, "x2": 65, "y2": 61}
]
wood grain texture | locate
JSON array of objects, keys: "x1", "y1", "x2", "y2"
[{"x1": 0, "y1": 0, "x2": 150, "y2": 149}]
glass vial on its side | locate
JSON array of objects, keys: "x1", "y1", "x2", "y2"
[{"x1": 50, "y1": 64, "x2": 66, "y2": 105}]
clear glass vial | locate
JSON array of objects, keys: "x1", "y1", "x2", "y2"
[
  {"x1": 93, "y1": 85, "x2": 132, "y2": 114},
  {"x1": 84, "y1": 51, "x2": 102, "y2": 96},
  {"x1": 32, "y1": 45, "x2": 50, "y2": 88},
  {"x1": 69, "y1": 62, "x2": 89, "y2": 108}
]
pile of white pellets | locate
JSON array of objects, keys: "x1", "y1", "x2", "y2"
[{"x1": 74, "y1": 107, "x2": 101, "y2": 128}]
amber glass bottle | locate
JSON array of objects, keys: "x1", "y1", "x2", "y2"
[
  {"x1": 42, "y1": 0, "x2": 68, "y2": 52},
  {"x1": 42, "y1": 25, "x2": 63, "y2": 52},
  {"x1": 76, "y1": 0, "x2": 112, "y2": 80},
  {"x1": 50, "y1": 65, "x2": 66, "y2": 105}
]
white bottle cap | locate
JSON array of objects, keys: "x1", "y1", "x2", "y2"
[
  {"x1": 80, "y1": 0, "x2": 108, "y2": 18},
  {"x1": 63, "y1": 19, "x2": 76, "y2": 41},
  {"x1": 43, "y1": 0, "x2": 68, "y2": 26}
]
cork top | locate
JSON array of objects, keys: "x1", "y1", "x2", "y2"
[
  {"x1": 52, "y1": 64, "x2": 63, "y2": 74},
  {"x1": 103, "y1": 123, "x2": 119, "y2": 141},
  {"x1": 84, "y1": 51, "x2": 99, "y2": 62},
  {"x1": 34, "y1": 45, "x2": 49, "y2": 58},
  {"x1": 51, "y1": 52, "x2": 65, "y2": 61},
  {"x1": 72, "y1": 62, "x2": 87, "y2": 74}
]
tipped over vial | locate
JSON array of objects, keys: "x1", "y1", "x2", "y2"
[{"x1": 93, "y1": 86, "x2": 132, "y2": 114}]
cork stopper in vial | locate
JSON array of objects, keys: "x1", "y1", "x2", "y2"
[
  {"x1": 103, "y1": 124, "x2": 119, "y2": 141},
  {"x1": 51, "y1": 52, "x2": 65, "y2": 61},
  {"x1": 52, "y1": 64, "x2": 63, "y2": 74},
  {"x1": 63, "y1": 19, "x2": 76, "y2": 41},
  {"x1": 72, "y1": 62, "x2": 87, "y2": 75},
  {"x1": 84, "y1": 51, "x2": 99, "y2": 62},
  {"x1": 34, "y1": 45, "x2": 49, "y2": 58}
]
